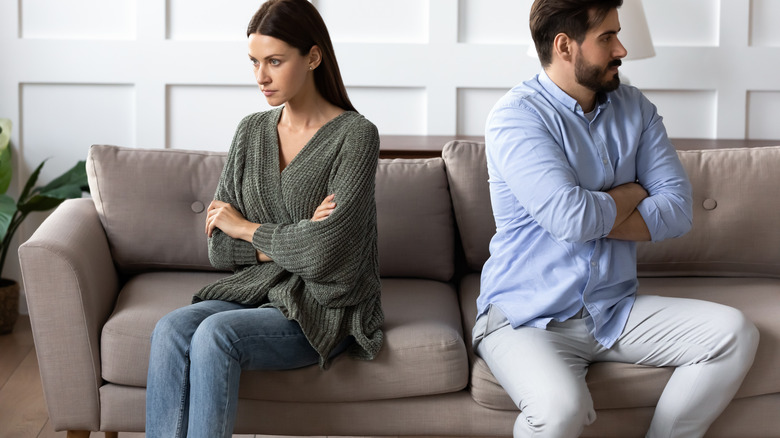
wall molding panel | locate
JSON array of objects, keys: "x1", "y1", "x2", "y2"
[{"x1": 2, "y1": 0, "x2": 780, "y2": 302}]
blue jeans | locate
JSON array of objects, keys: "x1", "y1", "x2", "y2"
[{"x1": 145, "y1": 300, "x2": 350, "y2": 438}]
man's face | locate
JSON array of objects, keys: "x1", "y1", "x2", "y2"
[{"x1": 573, "y1": 8, "x2": 627, "y2": 94}]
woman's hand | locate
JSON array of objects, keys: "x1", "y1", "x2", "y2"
[
  {"x1": 311, "y1": 194, "x2": 336, "y2": 222},
  {"x1": 205, "y1": 200, "x2": 259, "y2": 241},
  {"x1": 207, "y1": 200, "x2": 271, "y2": 263}
]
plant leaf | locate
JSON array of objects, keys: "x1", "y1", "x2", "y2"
[
  {"x1": 18, "y1": 161, "x2": 88, "y2": 214},
  {"x1": 19, "y1": 160, "x2": 45, "y2": 204},
  {"x1": 17, "y1": 194, "x2": 65, "y2": 214},
  {"x1": 0, "y1": 194, "x2": 16, "y2": 242},
  {"x1": 36, "y1": 184, "x2": 83, "y2": 200},
  {"x1": 38, "y1": 160, "x2": 88, "y2": 195},
  {"x1": 0, "y1": 119, "x2": 12, "y2": 195}
]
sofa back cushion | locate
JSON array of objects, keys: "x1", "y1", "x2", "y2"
[
  {"x1": 87, "y1": 145, "x2": 454, "y2": 280},
  {"x1": 442, "y1": 141, "x2": 780, "y2": 278},
  {"x1": 376, "y1": 158, "x2": 455, "y2": 281},
  {"x1": 441, "y1": 141, "x2": 495, "y2": 271},
  {"x1": 87, "y1": 145, "x2": 225, "y2": 272},
  {"x1": 637, "y1": 146, "x2": 780, "y2": 277}
]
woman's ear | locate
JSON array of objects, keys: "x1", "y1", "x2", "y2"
[{"x1": 308, "y1": 45, "x2": 322, "y2": 70}]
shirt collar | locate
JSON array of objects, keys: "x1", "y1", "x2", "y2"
[{"x1": 538, "y1": 69, "x2": 611, "y2": 115}]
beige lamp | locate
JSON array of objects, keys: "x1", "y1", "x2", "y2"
[{"x1": 618, "y1": 0, "x2": 655, "y2": 61}]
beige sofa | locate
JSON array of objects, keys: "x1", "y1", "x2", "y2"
[{"x1": 19, "y1": 141, "x2": 780, "y2": 437}]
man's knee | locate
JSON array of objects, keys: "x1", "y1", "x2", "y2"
[
  {"x1": 724, "y1": 306, "x2": 760, "y2": 360},
  {"x1": 514, "y1": 394, "x2": 593, "y2": 438}
]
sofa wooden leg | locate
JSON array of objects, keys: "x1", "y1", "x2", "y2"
[{"x1": 64, "y1": 431, "x2": 118, "y2": 438}]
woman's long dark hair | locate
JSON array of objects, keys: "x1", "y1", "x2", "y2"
[{"x1": 247, "y1": 0, "x2": 356, "y2": 112}]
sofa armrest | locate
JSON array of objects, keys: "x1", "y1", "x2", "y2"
[{"x1": 19, "y1": 198, "x2": 119, "y2": 431}]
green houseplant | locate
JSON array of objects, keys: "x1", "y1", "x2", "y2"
[{"x1": 0, "y1": 118, "x2": 89, "y2": 333}]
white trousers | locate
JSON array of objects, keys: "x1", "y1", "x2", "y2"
[{"x1": 473, "y1": 295, "x2": 759, "y2": 438}]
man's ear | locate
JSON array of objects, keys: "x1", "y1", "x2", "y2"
[
  {"x1": 308, "y1": 45, "x2": 322, "y2": 70},
  {"x1": 553, "y1": 33, "x2": 574, "y2": 63}
]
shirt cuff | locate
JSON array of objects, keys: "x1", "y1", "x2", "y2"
[
  {"x1": 636, "y1": 197, "x2": 667, "y2": 242},
  {"x1": 593, "y1": 191, "x2": 617, "y2": 239}
]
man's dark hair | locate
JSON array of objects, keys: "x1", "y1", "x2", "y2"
[{"x1": 530, "y1": 0, "x2": 623, "y2": 67}]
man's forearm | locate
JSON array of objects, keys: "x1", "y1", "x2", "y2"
[
  {"x1": 607, "y1": 209, "x2": 651, "y2": 241},
  {"x1": 607, "y1": 182, "x2": 648, "y2": 227},
  {"x1": 605, "y1": 182, "x2": 651, "y2": 241}
]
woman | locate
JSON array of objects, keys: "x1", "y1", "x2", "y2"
[{"x1": 145, "y1": 1, "x2": 383, "y2": 437}]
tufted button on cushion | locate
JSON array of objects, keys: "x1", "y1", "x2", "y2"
[
  {"x1": 87, "y1": 145, "x2": 226, "y2": 272},
  {"x1": 702, "y1": 198, "x2": 717, "y2": 210},
  {"x1": 191, "y1": 201, "x2": 205, "y2": 213},
  {"x1": 638, "y1": 146, "x2": 780, "y2": 277}
]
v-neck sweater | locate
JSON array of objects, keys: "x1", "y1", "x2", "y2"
[{"x1": 194, "y1": 107, "x2": 383, "y2": 367}]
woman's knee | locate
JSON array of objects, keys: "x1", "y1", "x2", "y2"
[
  {"x1": 151, "y1": 309, "x2": 193, "y2": 347},
  {"x1": 190, "y1": 314, "x2": 237, "y2": 360}
]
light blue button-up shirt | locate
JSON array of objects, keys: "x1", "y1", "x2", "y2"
[{"x1": 478, "y1": 70, "x2": 692, "y2": 348}]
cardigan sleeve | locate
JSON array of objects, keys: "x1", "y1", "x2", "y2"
[
  {"x1": 207, "y1": 114, "x2": 263, "y2": 271},
  {"x1": 252, "y1": 116, "x2": 380, "y2": 307}
]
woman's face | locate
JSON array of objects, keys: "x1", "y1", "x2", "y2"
[{"x1": 248, "y1": 33, "x2": 313, "y2": 107}]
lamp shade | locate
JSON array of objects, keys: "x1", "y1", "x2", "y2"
[{"x1": 619, "y1": 0, "x2": 655, "y2": 60}]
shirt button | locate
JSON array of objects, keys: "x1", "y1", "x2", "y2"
[{"x1": 602, "y1": 159, "x2": 609, "y2": 165}]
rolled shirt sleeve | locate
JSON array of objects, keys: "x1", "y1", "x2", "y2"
[{"x1": 634, "y1": 95, "x2": 693, "y2": 241}]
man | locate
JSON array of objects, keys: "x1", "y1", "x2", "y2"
[{"x1": 474, "y1": 1, "x2": 759, "y2": 437}]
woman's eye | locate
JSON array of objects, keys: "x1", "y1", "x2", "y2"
[
  {"x1": 250, "y1": 59, "x2": 259, "y2": 67},
  {"x1": 269, "y1": 59, "x2": 281, "y2": 66}
]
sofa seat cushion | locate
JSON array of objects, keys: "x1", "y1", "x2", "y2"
[
  {"x1": 639, "y1": 276, "x2": 780, "y2": 400},
  {"x1": 102, "y1": 273, "x2": 468, "y2": 402},
  {"x1": 101, "y1": 271, "x2": 230, "y2": 386},
  {"x1": 459, "y1": 273, "x2": 780, "y2": 411}
]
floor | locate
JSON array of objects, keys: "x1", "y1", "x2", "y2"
[{"x1": 0, "y1": 316, "x2": 454, "y2": 438}]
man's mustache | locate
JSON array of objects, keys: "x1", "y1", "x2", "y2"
[{"x1": 609, "y1": 59, "x2": 622, "y2": 68}]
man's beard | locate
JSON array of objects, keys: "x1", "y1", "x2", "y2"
[{"x1": 575, "y1": 55, "x2": 622, "y2": 94}]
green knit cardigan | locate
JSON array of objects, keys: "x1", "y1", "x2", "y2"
[{"x1": 194, "y1": 107, "x2": 383, "y2": 367}]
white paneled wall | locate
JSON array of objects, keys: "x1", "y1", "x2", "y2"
[{"x1": 2, "y1": 0, "x2": 780, "y2": 304}]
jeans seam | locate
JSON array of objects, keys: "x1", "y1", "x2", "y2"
[
  {"x1": 174, "y1": 352, "x2": 190, "y2": 438},
  {"x1": 218, "y1": 352, "x2": 235, "y2": 438}
]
